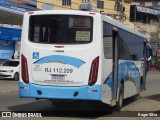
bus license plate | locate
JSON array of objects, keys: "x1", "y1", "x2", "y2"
[{"x1": 51, "y1": 75, "x2": 65, "y2": 82}]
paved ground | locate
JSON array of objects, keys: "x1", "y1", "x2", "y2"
[{"x1": 0, "y1": 72, "x2": 160, "y2": 120}]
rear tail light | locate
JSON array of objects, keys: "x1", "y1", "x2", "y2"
[
  {"x1": 55, "y1": 46, "x2": 64, "y2": 48},
  {"x1": 28, "y1": 12, "x2": 34, "y2": 15},
  {"x1": 88, "y1": 56, "x2": 99, "y2": 86},
  {"x1": 21, "y1": 54, "x2": 29, "y2": 84}
]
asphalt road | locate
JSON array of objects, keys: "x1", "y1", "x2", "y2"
[{"x1": 0, "y1": 72, "x2": 160, "y2": 120}]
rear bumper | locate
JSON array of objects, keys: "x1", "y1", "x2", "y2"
[{"x1": 19, "y1": 82, "x2": 102, "y2": 101}]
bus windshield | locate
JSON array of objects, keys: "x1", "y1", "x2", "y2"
[{"x1": 29, "y1": 15, "x2": 93, "y2": 44}]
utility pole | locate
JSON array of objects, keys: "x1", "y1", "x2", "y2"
[
  {"x1": 114, "y1": 0, "x2": 125, "y2": 23},
  {"x1": 157, "y1": 13, "x2": 160, "y2": 69},
  {"x1": 120, "y1": 0, "x2": 124, "y2": 23},
  {"x1": 134, "y1": 5, "x2": 137, "y2": 30},
  {"x1": 70, "y1": 1, "x2": 71, "y2": 9},
  {"x1": 158, "y1": 14, "x2": 160, "y2": 51}
]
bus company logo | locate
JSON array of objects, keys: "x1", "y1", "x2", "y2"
[{"x1": 2, "y1": 112, "x2": 11, "y2": 117}]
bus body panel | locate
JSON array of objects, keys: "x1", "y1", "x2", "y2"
[
  {"x1": 101, "y1": 15, "x2": 146, "y2": 104},
  {"x1": 30, "y1": 44, "x2": 98, "y2": 86},
  {"x1": 19, "y1": 82, "x2": 102, "y2": 100},
  {"x1": 20, "y1": 11, "x2": 103, "y2": 101},
  {"x1": 20, "y1": 10, "x2": 146, "y2": 106}
]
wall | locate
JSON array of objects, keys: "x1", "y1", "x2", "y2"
[{"x1": 37, "y1": 0, "x2": 131, "y2": 26}]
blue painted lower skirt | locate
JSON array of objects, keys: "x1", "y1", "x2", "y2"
[{"x1": 19, "y1": 82, "x2": 101, "y2": 101}]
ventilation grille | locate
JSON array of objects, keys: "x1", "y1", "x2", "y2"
[{"x1": 103, "y1": 37, "x2": 113, "y2": 59}]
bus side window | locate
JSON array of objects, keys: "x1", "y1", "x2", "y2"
[{"x1": 103, "y1": 35, "x2": 113, "y2": 59}]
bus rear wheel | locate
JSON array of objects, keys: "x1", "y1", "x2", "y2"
[{"x1": 115, "y1": 84, "x2": 124, "y2": 111}]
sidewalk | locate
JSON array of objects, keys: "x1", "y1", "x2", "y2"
[{"x1": 148, "y1": 71, "x2": 160, "y2": 74}]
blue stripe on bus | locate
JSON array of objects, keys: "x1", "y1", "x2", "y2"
[
  {"x1": 19, "y1": 82, "x2": 101, "y2": 100},
  {"x1": 104, "y1": 61, "x2": 140, "y2": 91},
  {"x1": 33, "y1": 55, "x2": 85, "y2": 68}
]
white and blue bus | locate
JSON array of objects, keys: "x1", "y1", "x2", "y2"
[{"x1": 19, "y1": 10, "x2": 148, "y2": 111}]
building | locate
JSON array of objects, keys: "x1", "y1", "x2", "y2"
[
  {"x1": 0, "y1": 24, "x2": 21, "y2": 62},
  {"x1": 36, "y1": 0, "x2": 131, "y2": 26},
  {"x1": 0, "y1": 0, "x2": 38, "y2": 62},
  {"x1": 130, "y1": 0, "x2": 160, "y2": 46},
  {"x1": 1, "y1": 0, "x2": 160, "y2": 60},
  {"x1": 35, "y1": 0, "x2": 160, "y2": 41},
  {"x1": 35, "y1": 0, "x2": 160, "y2": 57}
]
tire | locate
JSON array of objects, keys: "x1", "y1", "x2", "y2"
[
  {"x1": 14, "y1": 73, "x2": 19, "y2": 81},
  {"x1": 115, "y1": 84, "x2": 124, "y2": 111},
  {"x1": 140, "y1": 77, "x2": 146, "y2": 91},
  {"x1": 140, "y1": 83, "x2": 143, "y2": 91}
]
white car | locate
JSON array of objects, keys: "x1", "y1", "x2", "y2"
[{"x1": 0, "y1": 59, "x2": 19, "y2": 80}]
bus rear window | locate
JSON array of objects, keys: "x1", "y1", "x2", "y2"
[{"x1": 29, "y1": 15, "x2": 93, "y2": 44}]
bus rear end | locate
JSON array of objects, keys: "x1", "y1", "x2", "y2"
[{"x1": 19, "y1": 10, "x2": 102, "y2": 102}]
